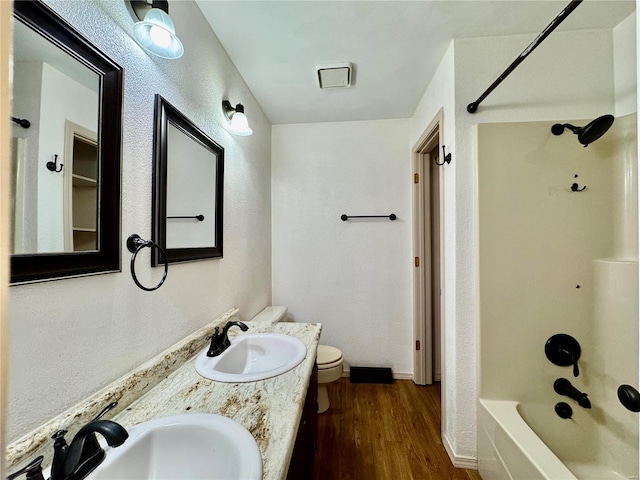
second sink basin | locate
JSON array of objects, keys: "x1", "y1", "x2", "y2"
[
  {"x1": 89, "y1": 413, "x2": 261, "y2": 480},
  {"x1": 195, "y1": 333, "x2": 307, "y2": 382}
]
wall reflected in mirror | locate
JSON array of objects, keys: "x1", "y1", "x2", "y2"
[
  {"x1": 166, "y1": 121, "x2": 217, "y2": 249},
  {"x1": 11, "y1": 18, "x2": 100, "y2": 255}
]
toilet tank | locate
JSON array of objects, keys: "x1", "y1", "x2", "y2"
[{"x1": 249, "y1": 306, "x2": 287, "y2": 323}]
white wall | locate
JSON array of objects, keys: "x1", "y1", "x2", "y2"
[
  {"x1": 11, "y1": 62, "x2": 42, "y2": 254},
  {"x1": 166, "y1": 122, "x2": 217, "y2": 249},
  {"x1": 7, "y1": 0, "x2": 272, "y2": 442},
  {"x1": 37, "y1": 63, "x2": 98, "y2": 253},
  {"x1": 409, "y1": 42, "x2": 463, "y2": 460},
  {"x1": 271, "y1": 119, "x2": 413, "y2": 375}
]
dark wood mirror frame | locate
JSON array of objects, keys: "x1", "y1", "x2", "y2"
[
  {"x1": 152, "y1": 95, "x2": 224, "y2": 265},
  {"x1": 10, "y1": 1, "x2": 123, "y2": 284}
]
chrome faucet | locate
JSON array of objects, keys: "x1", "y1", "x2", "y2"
[
  {"x1": 50, "y1": 402, "x2": 128, "y2": 480},
  {"x1": 206, "y1": 321, "x2": 248, "y2": 357},
  {"x1": 554, "y1": 378, "x2": 591, "y2": 409}
]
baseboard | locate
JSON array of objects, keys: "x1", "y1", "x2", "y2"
[
  {"x1": 442, "y1": 433, "x2": 478, "y2": 470},
  {"x1": 341, "y1": 370, "x2": 413, "y2": 380}
]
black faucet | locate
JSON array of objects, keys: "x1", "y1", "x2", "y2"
[
  {"x1": 50, "y1": 402, "x2": 128, "y2": 480},
  {"x1": 7, "y1": 455, "x2": 45, "y2": 480},
  {"x1": 554, "y1": 378, "x2": 591, "y2": 409},
  {"x1": 206, "y1": 321, "x2": 248, "y2": 357}
]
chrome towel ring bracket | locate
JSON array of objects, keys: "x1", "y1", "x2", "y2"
[{"x1": 127, "y1": 234, "x2": 168, "y2": 291}]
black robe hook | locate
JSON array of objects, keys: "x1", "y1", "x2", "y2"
[
  {"x1": 571, "y1": 183, "x2": 586, "y2": 192},
  {"x1": 46, "y1": 154, "x2": 63, "y2": 173},
  {"x1": 11, "y1": 116, "x2": 31, "y2": 128},
  {"x1": 435, "y1": 145, "x2": 452, "y2": 166}
]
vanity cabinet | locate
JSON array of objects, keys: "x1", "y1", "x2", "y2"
[{"x1": 287, "y1": 363, "x2": 318, "y2": 480}]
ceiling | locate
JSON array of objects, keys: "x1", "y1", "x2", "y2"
[{"x1": 195, "y1": 1, "x2": 635, "y2": 125}]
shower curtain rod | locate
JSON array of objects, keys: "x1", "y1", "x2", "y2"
[{"x1": 467, "y1": 0, "x2": 582, "y2": 114}]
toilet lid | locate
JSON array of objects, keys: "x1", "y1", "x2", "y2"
[{"x1": 317, "y1": 345, "x2": 343, "y2": 365}]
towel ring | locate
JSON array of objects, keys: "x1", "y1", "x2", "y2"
[{"x1": 127, "y1": 234, "x2": 168, "y2": 291}]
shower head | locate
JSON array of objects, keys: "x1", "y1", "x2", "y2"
[{"x1": 551, "y1": 115, "x2": 614, "y2": 147}]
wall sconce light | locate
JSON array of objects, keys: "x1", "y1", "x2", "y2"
[
  {"x1": 128, "y1": 0, "x2": 184, "y2": 59},
  {"x1": 222, "y1": 100, "x2": 253, "y2": 136}
]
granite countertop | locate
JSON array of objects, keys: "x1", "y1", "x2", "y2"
[
  {"x1": 109, "y1": 321, "x2": 321, "y2": 480},
  {"x1": 6, "y1": 308, "x2": 321, "y2": 480}
]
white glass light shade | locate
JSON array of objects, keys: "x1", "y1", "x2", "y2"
[
  {"x1": 228, "y1": 111, "x2": 253, "y2": 136},
  {"x1": 133, "y1": 8, "x2": 184, "y2": 59}
]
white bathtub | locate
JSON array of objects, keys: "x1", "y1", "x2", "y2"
[
  {"x1": 479, "y1": 399, "x2": 637, "y2": 480},
  {"x1": 478, "y1": 399, "x2": 577, "y2": 480}
]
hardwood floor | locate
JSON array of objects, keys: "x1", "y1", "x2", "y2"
[{"x1": 312, "y1": 378, "x2": 482, "y2": 480}]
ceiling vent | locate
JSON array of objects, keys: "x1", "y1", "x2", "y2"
[{"x1": 316, "y1": 62, "x2": 352, "y2": 89}]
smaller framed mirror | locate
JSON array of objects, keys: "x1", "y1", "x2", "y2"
[{"x1": 152, "y1": 95, "x2": 224, "y2": 265}]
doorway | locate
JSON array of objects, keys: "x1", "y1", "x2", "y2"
[{"x1": 412, "y1": 109, "x2": 445, "y2": 386}]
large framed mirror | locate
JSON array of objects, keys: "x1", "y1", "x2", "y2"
[
  {"x1": 152, "y1": 95, "x2": 224, "y2": 265},
  {"x1": 10, "y1": 1, "x2": 123, "y2": 283}
]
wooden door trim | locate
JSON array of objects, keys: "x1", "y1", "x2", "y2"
[{"x1": 412, "y1": 109, "x2": 445, "y2": 386}]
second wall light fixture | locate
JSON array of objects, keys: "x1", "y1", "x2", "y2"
[
  {"x1": 222, "y1": 100, "x2": 253, "y2": 136},
  {"x1": 128, "y1": 0, "x2": 184, "y2": 59}
]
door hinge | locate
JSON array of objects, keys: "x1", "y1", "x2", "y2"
[
  {"x1": 414, "y1": 257, "x2": 420, "y2": 267},
  {"x1": 416, "y1": 340, "x2": 421, "y2": 351},
  {"x1": 414, "y1": 173, "x2": 419, "y2": 184}
]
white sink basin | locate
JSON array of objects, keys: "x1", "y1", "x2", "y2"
[
  {"x1": 195, "y1": 333, "x2": 307, "y2": 382},
  {"x1": 89, "y1": 413, "x2": 261, "y2": 480}
]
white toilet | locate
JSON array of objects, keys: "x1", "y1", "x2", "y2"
[
  {"x1": 317, "y1": 344, "x2": 343, "y2": 413},
  {"x1": 248, "y1": 305, "x2": 288, "y2": 323},
  {"x1": 249, "y1": 306, "x2": 344, "y2": 413}
]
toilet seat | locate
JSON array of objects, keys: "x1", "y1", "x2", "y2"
[
  {"x1": 317, "y1": 345, "x2": 342, "y2": 368},
  {"x1": 319, "y1": 358, "x2": 343, "y2": 370}
]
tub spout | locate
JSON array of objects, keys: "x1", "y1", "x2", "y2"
[{"x1": 554, "y1": 378, "x2": 591, "y2": 409}]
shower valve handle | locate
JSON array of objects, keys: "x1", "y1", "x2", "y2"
[
  {"x1": 545, "y1": 334, "x2": 582, "y2": 377},
  {"x1": 560, "y1": 348, "x2": 580, "y2": 377},
  {"x1": 618, "y1": 385, "x2": 640, "y2": 412}
]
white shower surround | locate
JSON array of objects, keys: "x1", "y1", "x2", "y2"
[
  {"x1": 409, "y1": 15, "x2": 637, "y2": 463},
  {"x1": 476, "y1": 113, "x2": 638, "y2": 480}
]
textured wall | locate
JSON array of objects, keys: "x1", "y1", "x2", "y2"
[
  {"x1": 409, "y1": 42, "x2": 459, "y2": 459},
  {"x1": 7, "y1": 0, "x2": 272, "y2": 442},
  {"x1": 271, "y1": 119, "x2": 413, "y2": 376}
]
